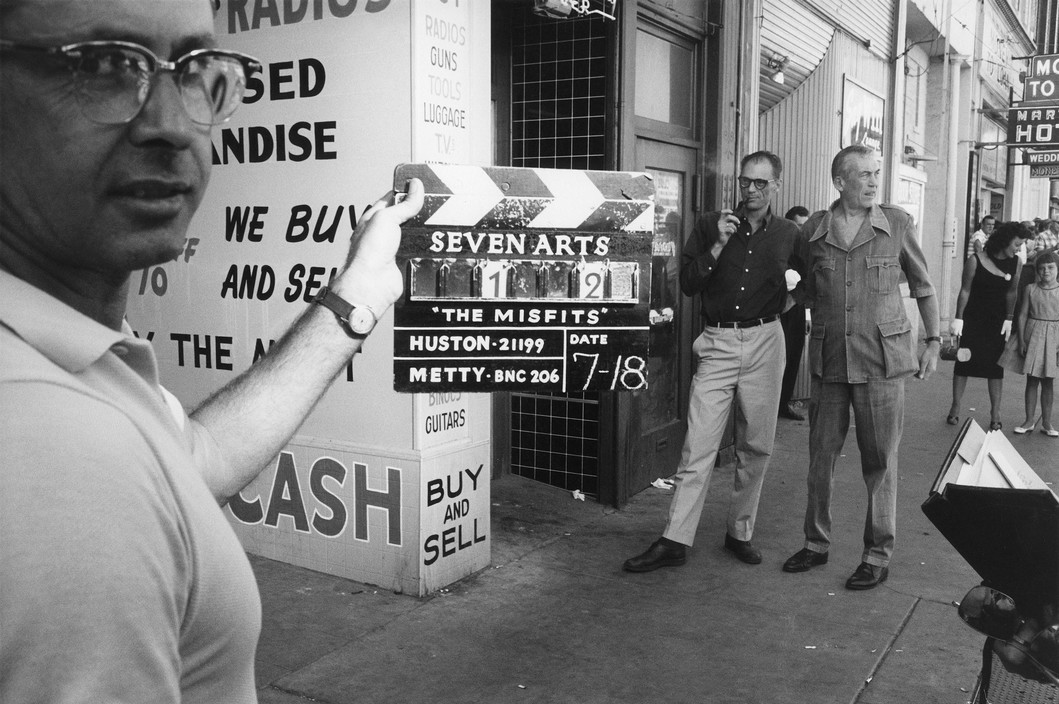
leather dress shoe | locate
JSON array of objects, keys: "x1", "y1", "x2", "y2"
[
  {"x1": 723, "y1": 533, "x2": 762, "y2": 564},
  {"x1": 623, "y1": 539, "x2": 686, "y2": 573},
  {"x1": 782, "y1": 548, "x2": 829, "y2": 573},
  {"x1": 845, "y1": 562, "x2": 889, "y2": 590},
  {"x1": 778, "y1": 403, "x2": 806, "y2": 421}
]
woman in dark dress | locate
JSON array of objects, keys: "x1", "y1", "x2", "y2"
[{"x1": 947, "y1": 221, "x2": 1030, "y2": 429}]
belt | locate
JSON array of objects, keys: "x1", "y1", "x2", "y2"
[{"x1": 707, "y1": 314, "x2": 780, "y2": 329}]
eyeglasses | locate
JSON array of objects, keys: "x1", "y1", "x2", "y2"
[
  {"x1": 737, "y1": 177, "x2": 778, "y2": 191},
  {"x1": 0, "y1": 39, "x2": 261, "y2": 126}
]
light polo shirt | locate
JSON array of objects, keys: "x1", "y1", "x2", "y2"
[{"x1": 0, "y1": 269, "x2": 261, "y2": 704}]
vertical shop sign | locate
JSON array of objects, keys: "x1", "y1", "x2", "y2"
[
  {"x1": 416, "y1": 392, "x2": 470, "y2": 448},
  {"x1": 413, "y1": 0, "x2": 473, "y2": 163},
  {"x1": 421, "y1": 462, "x2": 487, "y2": 568}
]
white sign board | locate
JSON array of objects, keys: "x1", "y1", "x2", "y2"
[{"x1": 412, "y1": 0, "x2": 475, "y2": 163}]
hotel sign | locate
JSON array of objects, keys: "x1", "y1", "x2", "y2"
[
  {"x1": 1024, "y1": 54, "x2": 1059, "y2": 103},
  {"x1": 1008, "y1": 54, "x2": 1059, "y2": 148},
  {"x1": 1007, "y1": 105, "x2": 1059, "y2": 147}
]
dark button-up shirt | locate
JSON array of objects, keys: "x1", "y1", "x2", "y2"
[
  {"x1": 681, "y1": 207, "x2": 804, "y2": 324},
  {"x1": 803, "y1": 201, "x2": 936, "y2": 383}
]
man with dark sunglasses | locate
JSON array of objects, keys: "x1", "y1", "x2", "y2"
[
  {"x1": 624, "y1": 151, "x2": 805, "y2": 573},
  {"x1": 0, "y1": 1, "x2": 422, "y2": 701}
]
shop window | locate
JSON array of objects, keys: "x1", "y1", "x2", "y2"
[
  {"x1": 634, "y1": 29, "x2": 693, "y2": 128},
  {"x1": 979, "y1": 117, "x2": 1008, "y2": 188},
  {"x1": 510, "y1": 10, "x2": 608, "y2": 170},
  {"x1": 511, "y1": 392, "x2": 599, "y2": 495}
]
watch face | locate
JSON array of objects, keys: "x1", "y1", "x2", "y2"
[{"x1": 348, "y1": 306, "x2": 376, "y2": 335}]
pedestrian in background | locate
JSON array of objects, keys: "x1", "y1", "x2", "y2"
[
  {"x1": 1001, "y1": 251, "x2": 1059, "y2": 436},
  {"x1": 967, "y1": 214, "x2": 996, "y2": 257},
  {"x1": 1028, "y1": 218, "x2": 1059, "y2": 264},
  {"x1": 946, "y1": 221, "x2": 1028, "y2": 430},
  {"x1": 623, "y1": 151, "x2": 804, "y2": 572},
  {"x1": 0, "y1": 1, "x2": 424, "y2": 700},
  {"x1": 779, "y1": 205, "x2": 811, "y2": 421},
  {"x1": 782, "y1": 145, "x2": 941, "y2": 591}
]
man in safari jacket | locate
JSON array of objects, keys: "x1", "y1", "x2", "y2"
[{"x1": 781, "y1": 145, "x2": 942, "y2": 591}]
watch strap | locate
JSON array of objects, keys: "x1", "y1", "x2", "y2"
[
  {"x1": 314, "y1": 287, "x2": 354, "y2": 320},
  {"x1": 313, "y1": 286, "x2": 369, "y2": 338}
]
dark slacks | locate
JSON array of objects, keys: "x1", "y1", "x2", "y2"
[{"x1": 779, "y1": 302, "x2": 806, "y2": 408}]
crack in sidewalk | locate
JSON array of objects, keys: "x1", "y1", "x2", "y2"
[{"x1": 849, "y1": 596, "x2": 922, "y2": 704}]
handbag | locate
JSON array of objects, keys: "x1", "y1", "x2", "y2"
[{"x1": 940, "y1": 335, "x2": 971, "y2": 362}]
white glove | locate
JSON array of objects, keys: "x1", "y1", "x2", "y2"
[
  {"x1": 951, "y1": 319, "x2": 964, "y2": 336},
  {"x1": 784, "y1": 269, "x2": 801, "y2": 291},
  {"x1": 1001, "y1": 319, "x2": 1012, "y2": 339}
]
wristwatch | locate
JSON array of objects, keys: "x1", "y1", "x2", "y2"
[{"x1": 312, "y1": 286, "x2": 377, "y2": 338}]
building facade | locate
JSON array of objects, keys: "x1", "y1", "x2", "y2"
[{"x1": 127, "y1": 0, "x2": 1056, "y2": 594}]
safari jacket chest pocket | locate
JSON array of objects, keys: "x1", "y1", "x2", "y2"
[
  {"x1": 866, "y1": 256, "x2": 901, "y2": 294},
  {"x1": 812, "y1": 257, "x2": 836, "y2": 297}
]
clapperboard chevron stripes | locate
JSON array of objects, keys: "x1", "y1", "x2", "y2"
[
  {"x1": 396, "y1": 163, "x2": 655, "y2": 233},
  {"x1": 392, "y1": 163, "x2": 654, "y2": 393}
]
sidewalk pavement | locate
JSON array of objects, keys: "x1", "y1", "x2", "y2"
[{"x1": 252, "y1": 362, "x2": 1057, "y2": 704}]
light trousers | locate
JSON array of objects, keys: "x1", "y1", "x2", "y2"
[{"x1": 663, "y1": 321, "x2": 784, "y2": 546}]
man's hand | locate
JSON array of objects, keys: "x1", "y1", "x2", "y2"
[
  {"x1": 333, "y1": 178, "x2": 425, "y2": 312},
  {"x1": 715, "y1": 210, "x2": 740, "y2": 250},
  {"x1": 951, "y1": 318, "x2": 964, "y2": 336},
  {"x1": 1001, "y1": 319, "x2": 1012, "y2": 339},
  {"x1": 915, "y1": 342, "x2": 939, "y2": 380}
]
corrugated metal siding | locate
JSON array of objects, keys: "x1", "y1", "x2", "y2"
[
  {"x1": 759, "y1": 31, "x2": 890, "y2": 217},
  {"x1": 759, "y1": 0, "x2": 834, "y2": 111},
  {"x1": 809, "y1": 0, "x2": 894, "y2": 53}
]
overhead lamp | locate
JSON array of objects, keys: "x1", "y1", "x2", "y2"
[{"x1": 767, "y1": 52, "x2": 788, "y2": 85}]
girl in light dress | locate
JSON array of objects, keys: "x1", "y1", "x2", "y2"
[{"x1": 1001, "y1": 251, "x2": 1059, "y2": 436}]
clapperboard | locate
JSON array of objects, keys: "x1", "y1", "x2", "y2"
[{"x1": 392, "y1": 163, "x2": 654, "y2": 392}]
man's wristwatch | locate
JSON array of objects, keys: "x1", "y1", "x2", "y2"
[
  {"x1": 312, "y1": 286, "x2": 377, "y2": 338},
  {"x1": 925, "y1": 336, "x2": 942, "y2": 345}
]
